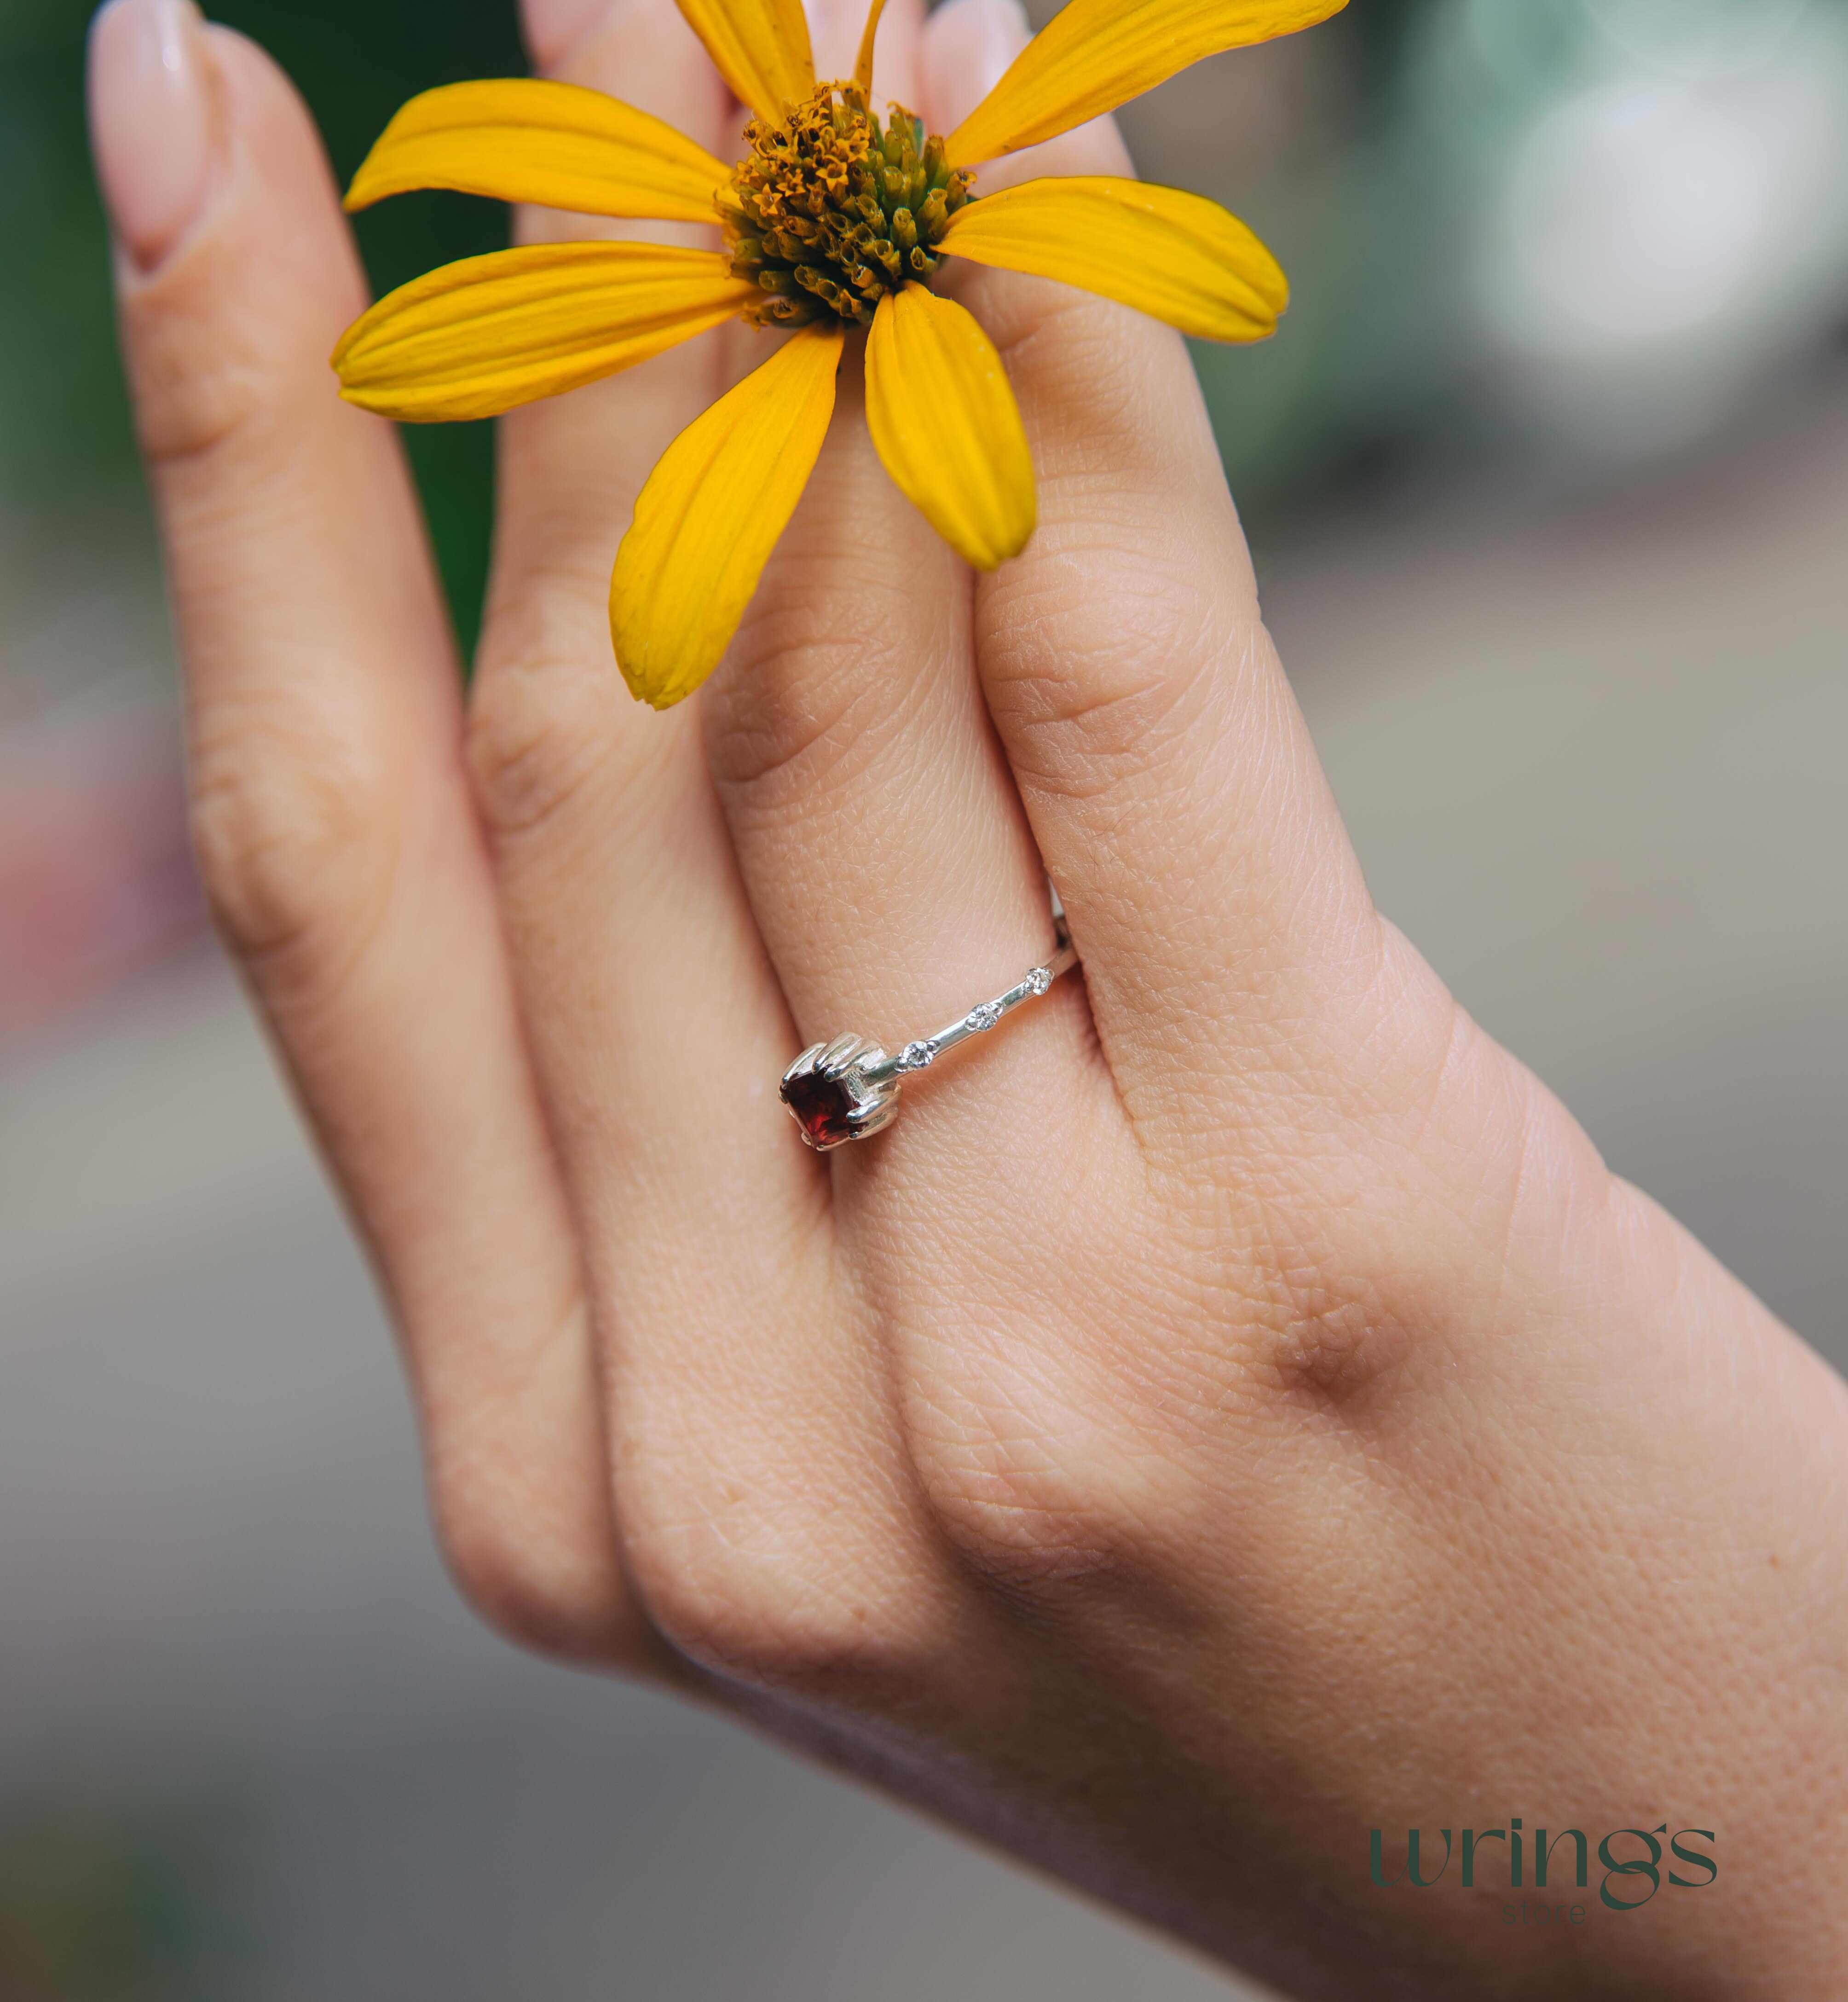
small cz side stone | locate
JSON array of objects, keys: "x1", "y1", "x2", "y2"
[{"x1": 781, "y1": 927, "x2": 1076, "y2": 1150}]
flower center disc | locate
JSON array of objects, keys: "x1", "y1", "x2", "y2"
[{"x1": 723, "y1": 84, "x2": 973, "y2": 328}]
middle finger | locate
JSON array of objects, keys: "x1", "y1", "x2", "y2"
[
  {"x1": 470, "y1": 0, "x2": 963, "y2": 1648},
  {"x1": 700, "y1": 0, "x2": 1113, "y2": 1195},
  {"x1": 469, "y1": 0, "x2": 825, "y2": 1496}
]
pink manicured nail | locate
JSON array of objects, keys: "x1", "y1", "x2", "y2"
[
  {"x1": 925, "y1": 0, "x2": 1032, "y2": 132},
  {"x1": 88, "y1": 0, "x2": 213, "y2": 272},
  {"x1": 969, "y1": 0, "x2": 1031, "y2": 99},
  {"x1": 521, "y1": 0, "x2": 613, "y2": 69},
  {"x1": 803, "y1": 0, "x2": 863, "y2": 81}
]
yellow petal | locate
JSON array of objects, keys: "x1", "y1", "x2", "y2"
[
  {"x1": 332, "y1": 243, "x2": 757, "y2": 422},
  {"x1": 610, "y1": 324, "x2": 843, "y2": 708},
  {"x1": 941, "y1": 175, "x2": 1287, "y2": 341},
  {"x1": 672, "y1": 0, "x2": 813, "y2": 119},
  {"x1": 864, "y1": 284, "x2": 1034, "y2": 570},
  {"x1": 943, "y1": 0, "x2": 1348, "y2": 167},
  {"x1": 344, "y1": 81, "x2": 731, "y2": 226},
  {"x1": 853, "y1": 0, "x2": 889, "y2": 93}
]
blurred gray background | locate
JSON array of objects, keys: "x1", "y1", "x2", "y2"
[{"x1": 3, "y1": 0, "x2": 1845, "y2": 1995}]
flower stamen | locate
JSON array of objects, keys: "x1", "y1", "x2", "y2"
[{"x1": 722, "y1": 83, "x2": 974, "y2": 329}]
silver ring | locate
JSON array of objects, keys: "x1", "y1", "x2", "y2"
[{"x1": 779, "y1": 896, "x2": 1078, "y2": 1152}]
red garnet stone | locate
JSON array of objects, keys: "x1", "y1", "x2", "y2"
[{"x1": 780, "y1": 1067, "x2": 859, "y2": 1149}]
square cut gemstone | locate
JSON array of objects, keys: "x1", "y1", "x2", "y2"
[{"x1": 780, "y1": 1066, "x2": 860, "y2": 1149}]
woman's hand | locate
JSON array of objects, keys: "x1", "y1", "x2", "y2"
[{"x1": 90, "y1": 0, "x2": 1848, "y2": 1993}]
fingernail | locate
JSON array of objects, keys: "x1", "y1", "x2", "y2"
[
  {"x1": 88, "y1": 0, "x2": 213, "y2": 272},
  {"x1": 803, "y1": 0, "x2": 862, "y2": 80},
  {"x1": 522, "y1": 0, "x2": 612, "y2": 69},
  {"x1": 926, "y1": 0, "x2": 1032, "y2": 131},
  {"x1": 973, "y1": 0, "x2": 1031, "y2": 97}
]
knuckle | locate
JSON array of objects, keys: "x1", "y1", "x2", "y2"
[
  {"x1": 136, "y1": 348, "x2": 271, "y2": 474},
  {"x1": 634, "y1": 1566, "x2": 859, "y2": 1689},
  {"x1": 982, "y1": 559, "x2": 1234, "y2": 798},
  {"x1": 423, "y1": 1296, "x2": 641, "y2": 1668},
  {"x1": 906, "y1": 1391, "x2": 1147, "y2": 1603},
  {"x1": 186, "y1": 713, "x2": 396, "y2": 985},
  {"x1": 127, "y1": 327, "x2": 263, "y2": 476},
  {"x1": 467, "y1": 598, "x2": 633, "y2": 845},
  {"x1": 1250, "y1": 1272, "x2": 1413, "y2": 1418},
  {"x1": 927, "y1": 1475, "x2": 1139, "y2": 1603},
  {"x1": 430, "y1": 1473, "x2": 612, "y2": 1665},
  {"x1": 704, "y1": 642, "x2": 871, "y2": 803},
  {"x1": 1180, "y1": 1166, "x2": 1419, "y2": 1424},
  {"x1": 705, "y1": 587, "x2": 925, "y2": 809},
  {"x1": 618, "y1": 1483, "x2": 931, "y2": 1692},
  {"x1": 123, "y1": 244, "x2": 318, "y2": 475},
  {"x1": 466, "y1": 671, "x2": 602, "y2": 846}
]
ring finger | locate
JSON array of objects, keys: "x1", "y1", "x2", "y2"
[{"x1": 698, "y1": 0, "x2": 1118, "y2": 1225}]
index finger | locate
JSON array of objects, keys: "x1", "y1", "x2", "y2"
[{"x1": 93, "y1": 0, "x2": 639, "y2": 1661}]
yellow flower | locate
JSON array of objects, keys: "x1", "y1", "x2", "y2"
[{"x1": 333, "y1": 0, "x2": 1346, "y2": 707}]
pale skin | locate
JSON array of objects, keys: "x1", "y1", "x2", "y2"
[{"x1": 87, "y1": 0, "x2": 1848, "y2": 1992}]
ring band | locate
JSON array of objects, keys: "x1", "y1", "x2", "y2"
[{"x1": 779, "y1": 897, "x2": 1079, "y2": 1152}]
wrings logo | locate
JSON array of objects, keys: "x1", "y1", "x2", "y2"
[{"x1": 1369, "y1": 1819, "x2": 1717, "y2": 1916}]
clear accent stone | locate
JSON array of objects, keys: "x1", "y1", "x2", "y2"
[
  {"x1": 964, "y1": 1000, "x2": 1005, "y2": 1033},
  {"x1": 896, "y1": 1040, "x2": 936, "y2": 1072},
  {"x1": 1026, "y1": 966, "x2": 1053, "y2": 996}
]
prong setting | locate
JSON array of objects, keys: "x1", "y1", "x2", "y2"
[
  {"x1": 777, "y1": 895, "x2": 1080, "y2": 1151},
  {"x1": 779, "y1": 1034, "x2": 901, "y2": 1152}
]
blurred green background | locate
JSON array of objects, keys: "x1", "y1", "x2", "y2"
[
  {"x1": 4, "y1": 0, "x2": 525, "y2": 658},
  {"x1": 10, "y1": 0, "x2": 1846, "y2": 660},
  {"x1": 1, "y1": 0, "x2": 1442, "y2": 661}
]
